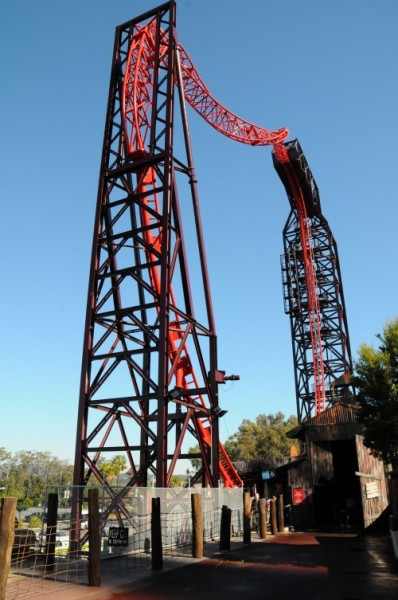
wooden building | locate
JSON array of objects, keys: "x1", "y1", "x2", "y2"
[{"x1": 276, "y1": 401, "x2": 389, "y2": 530}]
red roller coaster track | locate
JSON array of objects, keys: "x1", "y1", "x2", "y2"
[{"x1": 122, "y1": 18, "x2": 326, "y2": 419}]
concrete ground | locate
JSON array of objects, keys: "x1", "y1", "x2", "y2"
[{"x1": 6, "y1": 531, "x2": 398, "y2": 600}]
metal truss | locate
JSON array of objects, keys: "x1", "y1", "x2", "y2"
[
  {"x1": 280, "y1": 205, "x2": 354, "y2": 422},
  {"x1": 73, "y1": 1, "x2": 241, "y2": 523}
]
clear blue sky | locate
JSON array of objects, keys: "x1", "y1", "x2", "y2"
[{"x1": 1, "y1": 0, "x2": 397, "y2": 462}]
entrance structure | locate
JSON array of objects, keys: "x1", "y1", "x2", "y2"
[{"x1": 282, "y1": 403, "x2": 389, "y2": 529}]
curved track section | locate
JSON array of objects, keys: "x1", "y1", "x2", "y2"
[{"x1": 122, "y1": 19, "x2": 325, "y2": 430}]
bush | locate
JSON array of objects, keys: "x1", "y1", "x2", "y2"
[{"x1": 29, "y1": 515, "x2": 42, "y2": 528}]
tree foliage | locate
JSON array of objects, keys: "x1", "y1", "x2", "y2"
[
  {"x1": 0, "y1": 448, "x2": 73, "y2": 506},
  {"x1": 187, "y1": 445, "x2": 201, "y2": 472},
  {"x1": 169, "y1": 475, "x2": 183, "y2": 487},
  {"x1": 29, "y1": 515, "x2": 43, "y2": 528},
  {"x1": 98, "y1": 455, "x2": 127, "y2": 482},
  {"x1": 224, "y1": 412, "x2": 299, "y2": 463},
  {"x1": 353, "y1": 317, "x2": 398, "y2": 468}
]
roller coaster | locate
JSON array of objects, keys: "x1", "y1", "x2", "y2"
[{"x1": 73, "y1": 0, "x2": 353, "y2": 506}]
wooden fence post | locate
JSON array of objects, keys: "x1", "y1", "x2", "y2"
[
  {"x1": 191, "y1": 493, "x2": 203, "y2": 558},
  {"x1": 88, "y1": 488, "x2": 101, "y2": 586},
  {"x1": 45, "y1": 493, "x2": 58, "y2": 572},
  {"x1": 151, "y1": 497, "x2": 162, "y2": 570},
  {"x1": 258, "y1": 498, "x2": 268, "y2": 539},
  {"x1": 219, "y1": 505, "x2": 231, "y2": 550},
  {"x1": 0, "y1": 497, "x2": 17, "y2": 600},
  {"x1": 243, "y1": 491, "x2": 251, "y2": 544},
  {"x1": 278, "y1": 494, "x2": 285, "y2": 533},
  {"x1": 270, "y1": 497, "x2": 278, "y2": 536}
]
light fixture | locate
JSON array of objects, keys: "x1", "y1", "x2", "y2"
[
  {"x1": 169, "y1": 387, "x2": 183, "y2": 400},
  {"x1": 211, "y1": 406, "x2": 228, "y2": 418}
]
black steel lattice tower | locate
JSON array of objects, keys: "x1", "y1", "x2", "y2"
[{"x1": 274, "y1": 140, "x2": 355, "y2": 422}]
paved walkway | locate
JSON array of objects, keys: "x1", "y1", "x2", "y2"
[{"x1": 6, "y1": 532, "x2": 398, "y2": 600}]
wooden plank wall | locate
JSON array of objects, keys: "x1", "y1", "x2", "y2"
[
  {"x1": 285, "y1": 459, "x2": 315, "y2": 529},
  {"x1": 308, "y1": 441, "x2": 334, "y2": 484},
  {"x1": 355, "y1": 435, "x2": 389, "y2": 527}
]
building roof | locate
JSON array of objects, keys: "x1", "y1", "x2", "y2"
[{"x1": 287, "y1": 400, "x2": 361, "y2": 439}]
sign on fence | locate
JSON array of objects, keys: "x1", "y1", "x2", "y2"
[{"x1": 108, "y1": 527, "x2": 129, "y2": 547}]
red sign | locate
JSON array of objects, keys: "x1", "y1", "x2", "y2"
[{"x1": 292, "y1": 487, "x2": 305, "y2": 505}]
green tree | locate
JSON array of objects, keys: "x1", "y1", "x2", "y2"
[
  {"x1": 0, "y1": 449, "x2": 73, "y2": 505},
  {"x1": 353, "y1": 317, "x2": 398, "y2": 468},
  {"x1": 0, "y1": 447, "x2": 12, "y2": 495},
  {"x1": 112, "y1": 455, "x2": 127, "y2": 477},
  {"x1": 187, "y1": 445, "x2": 201, "y2": 472},
  {"x1": 224, "y1": 412, "x2": 298, "y2": 462},
  {"x1": 98, "y1": 460, "x2": 114, "y2": 481},
  {"x1": 169, "y1": 475, "x2": 183, "y2": 487},
  {"x1": 98, "y1": 455, "x2": 127, "y2": 484}
]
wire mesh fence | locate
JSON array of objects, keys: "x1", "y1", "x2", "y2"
[
  {"x1": 4, "y1": 486, "x2": 246, "y2": 599},
  {"x1": 6, "y1": 519, "x2": 88, "y2": 599}
]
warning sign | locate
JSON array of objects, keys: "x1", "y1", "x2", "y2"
[
  {"x1": 292, "y1": 488, "x2": 305, "y2": 505},
  {"x1": 365, "y1": 482, "x2": 379, "y2": 499},
  {"x1": 108, "y1": 527, "x2": 129, "y2": 547}
]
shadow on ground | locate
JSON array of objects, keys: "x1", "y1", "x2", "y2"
[{"x1": 101, "y1": 532, "x2": 398, "y2": 600}]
